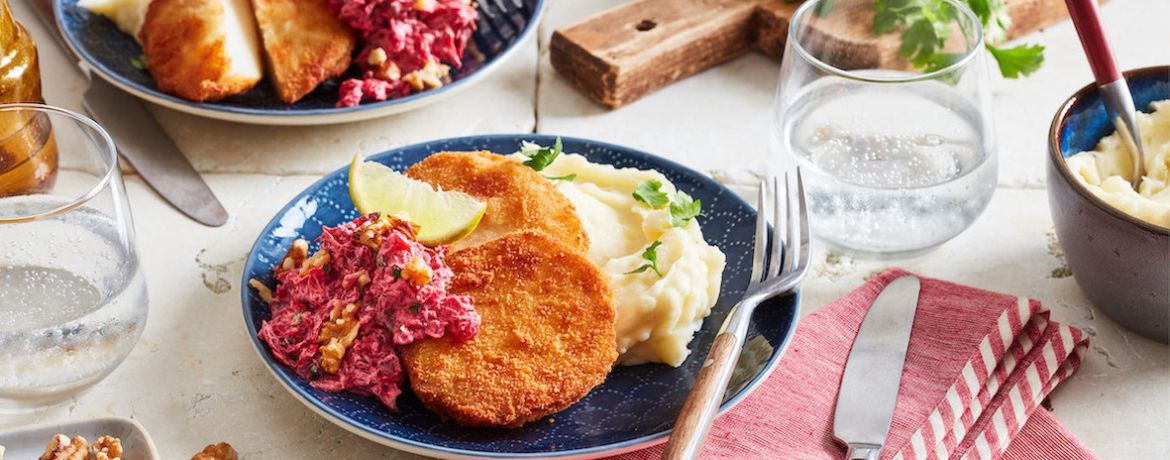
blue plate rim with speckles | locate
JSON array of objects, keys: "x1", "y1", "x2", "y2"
[{"x1": 240, "y1": 134, "x2": 800, "y2": 459}]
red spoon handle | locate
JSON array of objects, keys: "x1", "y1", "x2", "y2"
[{"x1": 1064, "y1": 0, "x2": 1123, "y2": 85}]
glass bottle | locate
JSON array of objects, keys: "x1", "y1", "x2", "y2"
[{"x1": 0, "y1": 0, "x2": 57, "y2": 197}]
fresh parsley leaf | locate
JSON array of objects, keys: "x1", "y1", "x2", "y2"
[
  {"x1": 986, "y1": 43, "x2": 1045, "y2": 78},
  {"x1": 522, "y1": 137, "x2": 563, "y2": 172},
  {"x1": 130, "y1": 54, "x2": 148, "y2": 71},
  {"x1": 546, "y1": 174, "x2": 577, "y2": 182},
  {"x1": 872, "y1": 9, "x2": 901, "y2": 35},
  {"x1": 812, "y1": 0, "x2": 835, "y2": 16},
  {"x1": 409, "y1": 303, "x2": 422, "y2": 313},
  {"x1": 964, "y1": 0, "x2": 1011, "y2": 43},
  {"x1": 900, "y1": 13, "x2": 950, "y2": 66},
  {"x1": 624, "y1": 240, "x2": 663, "y2": 276},
  {"x1": 293, "y1": 311, "x2": 306, "y2": 325},
  {"x1": 633, "y1": 180, "x2": 670, "y2": 209},
  {"x1": 869, "y1": 0, "x2": 1043, "y2": 79},
  {"x1": 669, "y1": 191, "x2": 705, "y2": 227}
]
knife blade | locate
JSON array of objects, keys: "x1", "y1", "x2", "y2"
[
  {"x1": 833, "y1": 275, "x2": 921, "y2": 460},
  {"x1": 25, "y1": 0, "x2": 229, "y2": 227}
]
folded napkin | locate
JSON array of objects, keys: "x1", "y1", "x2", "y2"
[{"x1": 610, "y1": 268, "x2": 1095, "y2": 460}]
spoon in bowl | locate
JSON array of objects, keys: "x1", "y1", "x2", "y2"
[{"x1": 1064, "y1": 0, "x2": 1145, "y2": 188}]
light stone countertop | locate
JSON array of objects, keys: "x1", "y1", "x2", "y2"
[{"x1": 2, "y1": 0, "x2": 1167, "y2": 458}]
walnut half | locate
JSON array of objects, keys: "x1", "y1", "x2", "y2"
[
  {"x1": 191, "y1": 443, "x2": 238, "y2": 460},
  {"x1": 318, "y1": 301, "x2": 361, "y2": 373},
  {"x1": 401, "y1": 256, "x2": 433, "y2": 287},
  {"x1": 276, "y1": 239, "x2": 309, "y2": 275},
  {"x1": 92, "y1": 436, "x2": 122, "y2": 460},
  {"x1": 39, "y1": 435, "x2": 88, "y2": 460}
]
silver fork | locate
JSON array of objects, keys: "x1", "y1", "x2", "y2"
[{"x1": 661, "y1": 169, "x2": 812, "y2": 460}]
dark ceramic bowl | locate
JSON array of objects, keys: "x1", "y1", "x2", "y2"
[{"x1": 1048, "y1": 65, "x2": 1170, "y2": 343}]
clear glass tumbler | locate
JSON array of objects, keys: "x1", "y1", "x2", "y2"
[
  {"x1": 771, "y1": 0, "x2": 998, "y2": 257},
  {"x1": 0, "y1": 104, "x2": 147, "y2": 409}
]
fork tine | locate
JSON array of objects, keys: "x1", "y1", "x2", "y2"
[
  {"x1": 795, "y1": 168, "x2": 811, "y2": 272},
  {"x1": 750, "y1": 179, "x2": 769, "y2": 283},
  {"x1": 780, "y1": 172, "x2": 797, "y2": 276},
  {"x1": 768, "y1": 174, "x2": 784, "y2": 279}
]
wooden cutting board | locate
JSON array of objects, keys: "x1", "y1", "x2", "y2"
[{"x1": 550, "y1": 0, "x2": 1085, "y2": 109}]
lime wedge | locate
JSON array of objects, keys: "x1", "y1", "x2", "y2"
[{"x1": 349, "y1": 154, "x2": 486, "y2": 246}]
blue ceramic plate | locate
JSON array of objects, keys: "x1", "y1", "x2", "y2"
[
  {"x1": 240, "y1": 135, "x2": 800, "y2": 459},
  {"x1": 56, "y1": 0, "x2": 543, "y2": 125}
]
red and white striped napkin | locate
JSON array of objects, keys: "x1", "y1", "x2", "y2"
[{"x1": 609, "y1": 268, "x2": 1094, "y2": 460}]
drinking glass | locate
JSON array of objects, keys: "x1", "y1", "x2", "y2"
[
  {"x1": 0, "y1": 104, "x2": 147, "y2": 409},
  {"x1": 770, "y1": 0, "x2": 997, "y2": 257}
]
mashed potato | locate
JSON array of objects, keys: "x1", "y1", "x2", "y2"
[
  {"x1": 1065, "y1": 99, "x2": 1170, "y2": 228},
  {"x1": 514, "y1": 149, "x2": 726, "y2": 367}
]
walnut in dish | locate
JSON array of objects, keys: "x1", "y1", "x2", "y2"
[{"x1": 190, "y1": 443, "x2": 237, "y2": 460}]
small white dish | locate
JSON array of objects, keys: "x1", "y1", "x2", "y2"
[{"x1": 0, "y1": 416, "x2": 159, "y2": 460}]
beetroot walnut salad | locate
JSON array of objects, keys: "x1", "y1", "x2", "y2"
[
  {"x1": 332, "y1": 0, "x2": 479, "y2": 107},
  {"x1": 250, "y1": 214, "x2": 479, "y2": 411}
]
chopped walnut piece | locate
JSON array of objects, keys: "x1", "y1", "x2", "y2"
[
  {"x1": 277, "y1": 239, "x2": 309, "y2": 274},
  {"x1": 248, "y1": 279, "x2": 274, "y2": 303},
  {"x1": 354, "y1": 218, "x2": 392, "y2": 250},
  {"x1": 40, "y1": 435, "x2": 88, "y2": 460},
  {"x1": 340, "y1": 270, "x2": 372, "y2": 290},
  {"x1": 401, "y1": 256, "x2": 433, "y2": 287},
  {"x1": 190, "y1": 443, "x2": 238, "y2": 460},
  {"x1": 367, "y1": 47, "x2": 387, "y2": 66},
  {"x1": 299, "y1": 247, "x2": 331, "y2": 276},
  {"x1": 318, "y1": 301, "x2": 361, "y2": 373},
  {"x1": 92, "y1": 436, "x2": 123, "y2": 460},
  {"x1": 354, "y1": 215, "x2": 421, "y2": 249},
  {"x1": 403, "y1": 60, "x2": 449, "y2": 90}
]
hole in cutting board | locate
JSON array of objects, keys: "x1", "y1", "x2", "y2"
[{"x1": 635, "y1": 19, "x2": 656, "y2": 31}]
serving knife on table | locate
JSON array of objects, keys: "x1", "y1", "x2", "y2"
[
  {"x1": 833, "y1": 275, "x2": 921, "y2": 460},
  {"x1": 25, "y1": 0, "x2": 229, "y2": 227}
]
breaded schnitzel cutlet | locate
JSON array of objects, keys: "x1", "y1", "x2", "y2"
[
  {"x1": 251, "y1": 0, "x2": 355, "y2": 103},
  {"x1": 139, "y1": 0, "x2": 263, "y2": 102},
  {"x1": 404, "y1": 151, "x2": 589, "y2": 253},
  {"x1": 400, "y1": 231, "x2": 617, "y2": 428}
]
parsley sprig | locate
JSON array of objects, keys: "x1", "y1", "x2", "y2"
[
  {"x1": 894, "y1": 0, "x2": 1042, "y2": 77},
  {"x1": 669, "y1": 191, "x2": 706, "y2": 227},
  {"x1": 633, "y1": 180, "x2": 706, "y2": 227},
  {"x1": 808, "y1": 0, "x2": 1044, "y2": 78},
  {"x1": 633, "y1": 180, "x2": 670, "y2": 208},
  {"x1": 130, "y1": 54, "x2": 148, "y2": 71},
  {"x1": 522, "y1": 137, "x2": 563, "y2": 172},
  {"x1": 624, "y1": 240, "x2": 663, "y2": 276}
]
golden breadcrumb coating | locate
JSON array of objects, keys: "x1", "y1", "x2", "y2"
[
  {"x1": 139, "y1": 0, "x2": 262, "y2": 102},
  {"x1": 404, "y1": 150, "x2": 590, "y2": 253},
  {"x1": 251, "y1": 0, "x2": 355, "y2": 103},
  {"x1": 400, "y1": 231, "x2": 617, "y2": 428}
]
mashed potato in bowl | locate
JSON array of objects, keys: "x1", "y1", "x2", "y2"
[
  {"x1": 1064, "y1": 99, "x2": 1170, "y2": 228},
  {"x1": 514, "y1": 148, "x2": 726, "y2": 367}
]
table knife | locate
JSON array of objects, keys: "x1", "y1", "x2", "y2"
[
  {"x1": 833, "y1": 275, "x2": 921, "y2": 460},
  {"x1": 25, "y1": 0, "x2": 229, "y2": 227}
]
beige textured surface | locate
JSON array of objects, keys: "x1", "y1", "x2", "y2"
[{"x1": 1, "y1": 0, "x2": 1165, "y2": 458}]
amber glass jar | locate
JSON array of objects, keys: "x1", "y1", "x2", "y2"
[{"x1": 0, "y1": 0, "x2": 57, "y2": 197}]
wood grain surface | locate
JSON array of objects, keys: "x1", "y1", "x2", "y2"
[{"x1": 550, "y1": 0, "x2": 1090, "y2": 109}]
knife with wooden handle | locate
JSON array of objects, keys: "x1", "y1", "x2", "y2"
[{"x1": 25, "y1": 0, "x2": 229, "y2": 227}]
